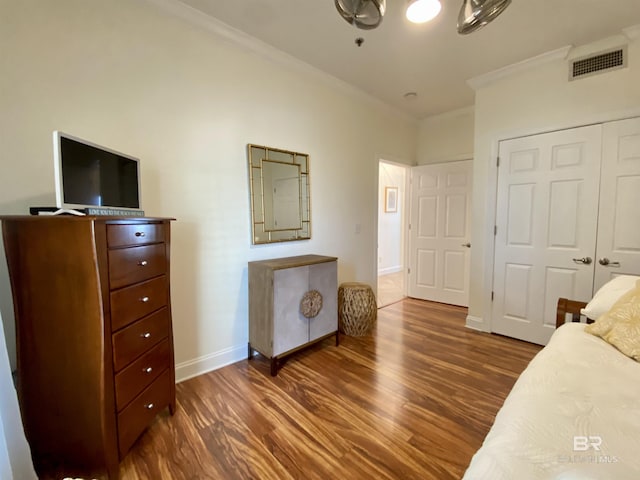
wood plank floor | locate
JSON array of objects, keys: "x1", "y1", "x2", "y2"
[{"x1": 120, "y1": 298, "x2": 542, "y2": 480}]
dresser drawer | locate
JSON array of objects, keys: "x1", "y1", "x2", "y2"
[
  {"x1": 112, "y1": 307, "x2": 170, "y2": 371},
  {"x1": 109, "y1": 244, "x2": 166, "y2": 289},
  {"x1": 115, "y1": 340, "x2": 169, "y2": 411},
  {"x1": 107, "y1": 223, "x2": 165, "y2": 248},
  {"x1": 111, "y1": 276, "x2": 168, "y2": 331},
  {"x1": 118, "y1": 369, "x2": 171, "y2": 457}
]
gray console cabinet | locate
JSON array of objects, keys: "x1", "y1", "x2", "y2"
[{"x1": 248, "y1": 254, "x2": 338, "y2": 375}]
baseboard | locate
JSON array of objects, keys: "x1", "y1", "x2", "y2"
[
  {"x1": 378, "y1": 265, "x2": 403, "y2": 276},
  {"x1": 465, "y1": 314, "x2": 489, "y2": 332},
  {"x1": 175, "y1": 343, "x2": 247, "y2": 383}
]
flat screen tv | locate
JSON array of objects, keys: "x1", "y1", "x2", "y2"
[{"x1": 53, "y1": 131, "x2": 141, "y2": 212}]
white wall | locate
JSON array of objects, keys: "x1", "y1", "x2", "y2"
[
  {"x1": 0, "y1": 0, "x2": 417, "y2": 378},
  {"x1": 467, "y1": 28, "x2": 640, "y2": 331},
  {"x1": 377, "y1": 162, "x2": 407, "y2": 275},
  {"x1": 417, "y1": 107, "x2": 474, "y2": 165}
]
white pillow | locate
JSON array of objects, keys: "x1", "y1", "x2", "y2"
[{"x1": 581, "y1": 275, "x2": 640, "y2": 319}]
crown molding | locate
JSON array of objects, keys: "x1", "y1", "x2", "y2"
[
  {"x1": 144, "y1": 0, "x2": 295, "y2": 64},
  {"x1": 467, "y1": 46, "x2": 572, "y2": 91},
  {"x1": 417, "y1": 153, "x2": 474, "y2": 165},
  {"x1": 141, "y1": 0, "x2": 417, "y2": 123},
  {"x1": 467, "y1": 23, "x2": 640, "y2": 91},
  {"x1": 421, "y1": 105, "x2": 475, "y2": 122},
  {"x1": 567, "y1": 33, "x2": 630, "y2": 61}
]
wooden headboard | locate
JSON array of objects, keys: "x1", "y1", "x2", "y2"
[{"x1": 556, "y1": 298, "x2": 590, "y2": 328}]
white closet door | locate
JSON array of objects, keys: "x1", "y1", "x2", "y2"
[
  {"x1": 408, "y1": 161, "x2": 472, "y2": 306},
  {"x1": 595, "y1": 117, "x2": 640, "y2": 290},
  {"x1": 493, "y1": 125, "x2": 602, "y2": 345}
]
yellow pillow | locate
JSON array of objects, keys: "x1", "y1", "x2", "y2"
[{"x1": 585, "y1": 280, "x2": 640, "y2": 361}]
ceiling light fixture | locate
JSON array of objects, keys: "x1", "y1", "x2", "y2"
[
  {"x1": 335, "y1": 0, "x2": 386, "y2": 30},
  {"x1": 457, "y1": 0, "x2": 511, "y2": 35},
  {"x1": 406, "y1": 0, "x2": 442, "y2": 24}
]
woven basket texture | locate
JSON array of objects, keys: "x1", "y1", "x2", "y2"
[
  {"x1": 338, "y1": 283, "x2": 377, "y2": 336},
  {"x1": 300, "y1": 290, "x2": 323, "y2": 318}
]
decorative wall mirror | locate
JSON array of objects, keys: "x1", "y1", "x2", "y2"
[{"x1": 248, "y1": 144, "x2": 311, "y2": 244}]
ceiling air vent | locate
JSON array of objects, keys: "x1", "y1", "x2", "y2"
[{"x1": 570, "y1": 47, "x2": 627, "y2": 80}]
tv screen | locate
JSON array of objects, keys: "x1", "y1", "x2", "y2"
[{"x1": 53, "y1": 132, "x2": 140, "y2": 210}]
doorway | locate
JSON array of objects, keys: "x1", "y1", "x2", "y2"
[{"x1": 377, "y1": 161, "x2": 408, "y2": 307}]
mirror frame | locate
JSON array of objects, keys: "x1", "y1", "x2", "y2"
[{"x1": 247, "y1": 144, "x2": 311, "y2": 244}]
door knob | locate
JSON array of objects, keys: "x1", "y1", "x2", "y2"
[
  {"x1": 572, "y1": 257, "x2": 592, "y2": 265},
  {"x1": 461, "y1": 242, "x2": 471, "y2": 248},
  {"x1": 599, "y1": 258, "x2": 620, "y2": 267}
]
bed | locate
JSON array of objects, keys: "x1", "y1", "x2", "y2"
[{"x1": 463, "y1": 277, "x2": 640, "y2": 480}]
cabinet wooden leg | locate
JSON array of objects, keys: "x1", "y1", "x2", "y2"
[
  {"x1": 248, "y1": 343, "x2": 254, "y2": 359},
  {"x1": 335, "y1": 331, "x2": 340, "y2": 346},
  {"x1": 270, "y1": 357, "x2": 278, "y2": 376}
]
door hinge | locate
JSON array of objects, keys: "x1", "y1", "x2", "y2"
[
  {"x1": 497, "y1": 156, "x2": 500, "y2": 167},
  {"x1": 491, "y1": 291, "x2": 494, "y2": 301},
  {"x1": 407, "y1": 268, "x2": 411, "y2": 275},
  {"x1": 494, "y1": 225, "x2": 498, "y2": 236},
  {"x1": 408, "y1": 223, "x2": 411, "y2": 230}
]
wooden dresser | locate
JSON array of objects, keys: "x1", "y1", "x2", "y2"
[
  {"x1": 248, "y1": 254, "x2": 338, "y2": 375},
  {"x1": 1, "y1": 216, "x2": 175, "y2": 480}
]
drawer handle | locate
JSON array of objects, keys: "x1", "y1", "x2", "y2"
[
  {"x1": 141, "y1": 332, "x2": 152, "y2": 339},
  {"x1": 145, "y1": 403, "x2": 154, "y2": 410},
  {"x1": 141, "y1": 296, "x2": 150, "y2": 303},
  {"x1": 135, "y1": 231, "x2": 146, "y2": 237},
  {"x1": 143, "y1": 367, "x2": 153, "y2": 374},
  {"x1": 138, "y1": 260, "x2": 148, "y2": 267}
]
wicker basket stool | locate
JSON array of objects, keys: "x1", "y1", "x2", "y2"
[{"x1": 338, "y1": 282, "x2": 377, "y2": 336}]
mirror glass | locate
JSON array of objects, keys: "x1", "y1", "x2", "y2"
[{"x1": 248, "y1": 144, "x2": 311, "y2": 244}]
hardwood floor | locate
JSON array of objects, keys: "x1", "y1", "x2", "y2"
[
  {"x1": 120, "y1": 298, "x2": 541, "y2": 480},
  {"x1": 377, "y1": 271, "x2": 405, "y2": 307}
]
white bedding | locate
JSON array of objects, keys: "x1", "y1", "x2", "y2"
[{"x1": 463, "y1": 323, "x2": 640, "y2": 480}]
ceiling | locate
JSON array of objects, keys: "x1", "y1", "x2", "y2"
[{"x1": 176, "y1": 0, "x2": 640, "y2": 119}]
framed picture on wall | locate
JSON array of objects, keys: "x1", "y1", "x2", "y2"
[{"x1": 384, "y1": 186, "x2": 398, "y2": 213}]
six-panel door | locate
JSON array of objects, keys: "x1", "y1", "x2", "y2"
[
  {"x1": 409, "y1": 161, "x2": 472, "y2": 307},
  {"x1": 493, "y1": 125, "x2": 602, "y2": 345}
]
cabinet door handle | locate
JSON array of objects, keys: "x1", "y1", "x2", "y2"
[
  {"x1": 135, "y1": 231, "x2": 146, "y2": 237},
  {"x1": 141, "y1": 332, "x2": 152, "y2": 338},
  {"x1": 144, "y1": 403, "x2": 154, "y2": 410},
  {"x1": 143, "y1": 367, "x2": 153, "y2": 374},
  {"x1": 138, "y1": 260, "x2": 148, "y2": 266}
]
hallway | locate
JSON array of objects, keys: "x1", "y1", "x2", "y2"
[{"x1": 377, "y1": 271, "x2": 405, "y2": 308}]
